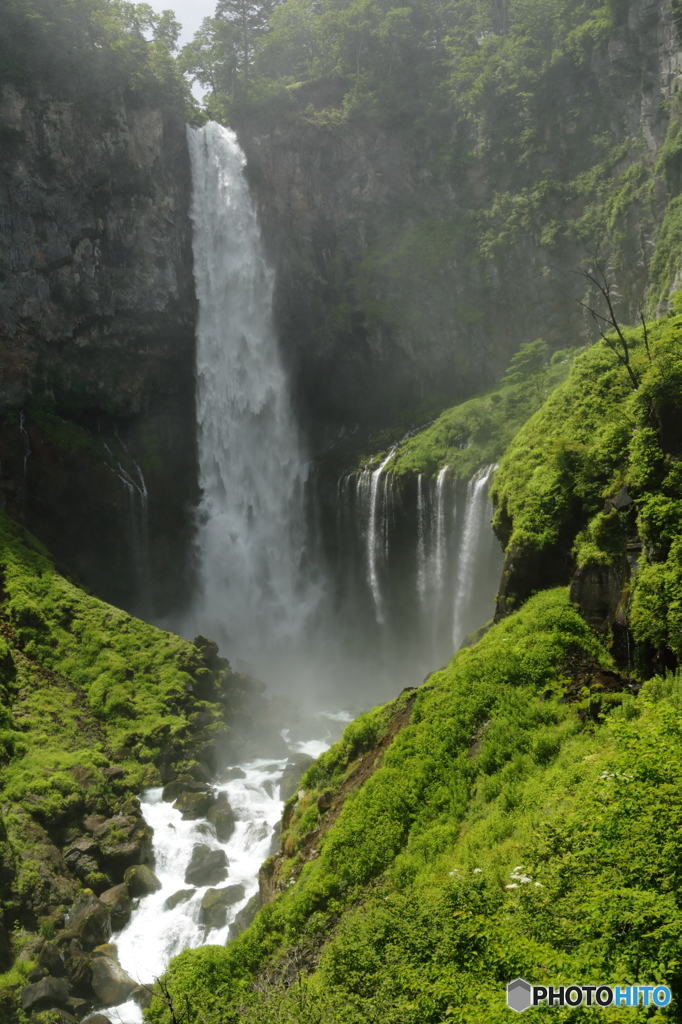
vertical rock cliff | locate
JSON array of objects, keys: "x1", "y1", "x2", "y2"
[{"x1": 0, "y1": 85, "x2": 197, "y2": 614}]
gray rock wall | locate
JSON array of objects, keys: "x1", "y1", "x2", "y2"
[{"x1": 0, "y1": 85, "x2": 197, "y2": 615}]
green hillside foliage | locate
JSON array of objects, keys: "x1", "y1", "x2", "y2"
[
  {"x1": 148, "y1": 588, "x2": 682, "y2": 1023},
  {"x1": 0, "y1": 510, "x2": 225, "y2": 823},
  {"x1": 0, "y1": 0, "x2": 190, "y2": 107},
  {"x1": 491, "y1": 313, "x2": 682, "y2": 660},
  {"x1": 380, "y1": 341, "x2": 576, "y2": 479}
]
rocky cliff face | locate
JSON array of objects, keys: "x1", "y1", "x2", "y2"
[
  {"x1": 237, "y1": 0, "x2": 682, "y2": 448},
  {"x1": 0, "y1": 85, "x2": 197, "y2": 615}
]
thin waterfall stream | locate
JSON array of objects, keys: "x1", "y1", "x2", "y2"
[{"x1": 93, "y1": 121, "x2": 503, "y2": 1021}]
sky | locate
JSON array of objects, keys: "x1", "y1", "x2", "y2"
[{"x1": 146, "y1": 0, "x2": 217, "y2": 46}]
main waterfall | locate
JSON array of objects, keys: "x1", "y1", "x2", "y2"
[{"x1": 185, "y1": 122, "x2": 315, "y2": 664}]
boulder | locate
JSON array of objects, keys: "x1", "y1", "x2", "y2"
[
  {"x1": 173, "y1": 790, "x2": 216, "y2": 820},
  {"x1": 102, "y1": 766, "x2": 125, "y2": 781},
  {"x1": 161, "y1": 778, "x2": 210, "y2": 803},
  {"x1": 37, "y1": 940, "x2": 66, "y2": 977},
  {"x1": 66, "y1": 893, "x2": 111, "y2": 950},
  {"x1": 66, "y1": 952, "x2": 94, "y2": 995},
  {"x1": 82, "y1": 1016, "x2": 113, "y2": 1024},
  {"x1": 222, "y1": 767, "x2": 246, "y2": 781},
  {"x1": 279, "y1": 756, "x2": 315, "y2": 801},
  {"x1": 91, "y1": 956, "x2": 137, "y2": 1006},
  {"x1": 92, "y1": 943, "x2": 118, "y2": 960},
  {"x1": 316, "y1": 791, "x2": 333, "y2": 812},
  {"x1": 131, "y1": 984, "x2": 154, "y2": 1009},
  {"x1": 21, "y1": 975, "x2": 69, "y2": 1011},
  {"x1": 200, "y1": 885, "x2": 246, "y2": 929},
  {"x1": 94, "y1": 816, "x2": 152, "y2": 874},
  {"x1": 184, "y1": 845, "x2": 228, "y2": 887},
  {"x1": 66, "y1": 995, "x2": 91, "y2": 1016},
  {"x1": 228, "y1": 892, "x2": 261, "y2": 940},
  {"x1": 98, "y1": 884, "x2": 132, "y2": 931},
  {"x1": 123, "y1": 864, "x2": 162, "y2": 897},
  {"x1": 206, "y1": 792, "x2": 235, "y2": 842},
  {"x1": 164, "y1": 888, "x2": 196, "y2": 911}
]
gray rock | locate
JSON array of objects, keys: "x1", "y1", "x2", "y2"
[
  {"x1": 184, "y1": 844, "x2": 228, "y2": 887},
  {"x1": 98, "y1": 883, "x2": 132, "y2": 931},
  {"x1": 222, "y1": 766, "x2": 246, "y2": 781},
  {"x1": 123, "y1": 864, "x2": 162, "y2": 897},
  {"x1": 206, "y1": 792, "x2": 235, "y2": 842},
  {"x1": 228, "y1": 892, "x2": 261, "y2": 940},
  {"x1": 37, "y1": 939, "x2": 66, "y2": 977},
  {"x1": 21, "y1": 975, "x2": 69, "y2": 1011},
  {"x1": 82, "y1": 1015, "x2": 113, "y2": 1024},
  {"x1": 131, "y1": 984, "x2": 154, "y2": 1009},
  {"x1": 66, "y1": 893, "x2": 111, "y2": 950},
  {"x1": 162, "y1": 778, "x2": 210, "y2": 802},
  {"x1": 279, "y1": 756, "x2": 315, "y2": 801},
  {"x1": 173, "y1": 789, "x2": 217, "y2": 820},
  {"x1": 91, "y1": 956, "x2": 137, "y2": 1006},
  {"x1": 164, "y1": 888, "x2": 196, "y2": 911},
  {"x1": 199, "y1": 885, "x2": 246, "y2": 929}
]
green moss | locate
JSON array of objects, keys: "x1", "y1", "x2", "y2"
[{"x1": 369, "y1": 344, "x2": 576, "y2": 479}]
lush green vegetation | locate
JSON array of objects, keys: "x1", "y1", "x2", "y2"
[
  {"x1": 492, "y1": 312, "x2": 682, "y2": 661},
  {"x1": 376, "y1": 340, "x2": 576, "y2": 479},
  {"x1": 0, "y1": 0, "x2": 190, "y2": 107},
  {"x1": 148, "y1": 587, "x2": 682, "y2": 1022}
]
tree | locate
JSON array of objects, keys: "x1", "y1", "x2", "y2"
[
  {"x1": 215, "y1": 0, "x2": 280, "y2": 92},
  {"x1": 178, "y1": 17, "x2": 241, "y2": 99}
]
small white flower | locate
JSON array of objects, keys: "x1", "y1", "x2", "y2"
[
  {"x1": 473, "y1": 868, "x2": 483, "y2": 874},
  {"x1": 449, "y1": 869, "x2": 460, "y2": 876},
  {"x1": 505, "y1": 884, "x2": 519, "y2": 890},
  {"x1": 534, "y1": 882, "x2": 543, "y2": 887},
  {"x1": 513, "y1": 865, "x2": 524, "y2": 872}
]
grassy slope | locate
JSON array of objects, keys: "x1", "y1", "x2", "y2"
[
  {"x1": 150, "y1": 588, "x2": 682, "y2": 1023},
  {"x1": 491, "y1": 314, "x2": 682, "y2": 660},
  {"x1": 355, "y1": 347, "x2": 576, "y2": 479},
  {"x1": 0, "y1": 511, "x2": 231, "y2": 953}
]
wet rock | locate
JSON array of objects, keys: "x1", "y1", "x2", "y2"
[
  {"x1": 83, "y1": 816, "x2": 107, "y2": 834},
  {"x1": 279, "y1": 756, "x2": 315, "y2": 801},
  {"x1": 94, "y1": 817, "x2": 152, "y2": 875},
  {"x1": 98, "y1": 884, "x2": 132, "y2": 931},
  {"x1": 184, "y1": 845, "x2": 228, "y2": 887},
  {"x1": 66, "y1": 893, "x2": 111, "y2": 950},
  {"x1": 65, "y1": 849, "x2": 100, "y2": 882},
  {"x1": 66, "y1": 995, "x2": 92, "y2": 1016},
  {"x1": 27, "y1": 965, "x2": 45, "y2": 982},
  {"x1": 228, "y1": 892, "x2": 261, "y2": 940},
  {"x1": 66, "y1": 951, "x2": 94, "y2": 995},
  {"x1": 207, "y1": 792, "x2": 235, "y2": 842},
  {"x1": 123, "y1": 864, "x2": 162, "y2": 897},
  {"x1": 161, "y1": 778, "x2": 210, "y2": 803},
  {"x1": 316, "y1": 791, "x2": 333, "y2": 812},
  {"x1": 38, "y1": 940, "x2": 66, "y2": 977},
  {"x1": 21, "y1": 975, "x2": 69, "y2": 1011},
  {"x1": 131, "y1": 984, "x2": 154, "y2": 1009},
  {"x1": 91, "y1": 956, "x2": 136, "y2": 1006},
  {"x1": 164, "y1": 888, "x2": 196, "y2": 911},
  {"x1": 199, "y1": 885, "x2": 246, "y2": 929},
  {"x1": 222, "y1": 767, "x2": 246, "y2": 781},
  {"x1": 92, "y1": 943, "x2": 118, "y2": 960},
  {"x1": 102, "y1": 766, "x2": 125, "y2": 781},
  {"x1": 82, "y1": 1016, "x2": 113, "y2": 1024},
  {"x1": 173, "y1": 790, "x2": 217, "y2": 820}
]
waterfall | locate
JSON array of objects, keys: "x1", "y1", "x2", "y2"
[
  {"x1": 364, "y1": 450, "x2": 396, "y2": 624},
  {"x1": 432, "y1": 464, "x2": 450, "y2": 602},
  {"x1": 104, "y1": 443, "x2": 151, "y2": 607},
  {"x1": 185, "y1": 122, "x2": 314, "y2": 661},
  {"x1": 451, "y1": 464, "x2": 496, "y2": 649},
  {"x1": 416, "y1": 475, "x2": 427, "y2": 605}
]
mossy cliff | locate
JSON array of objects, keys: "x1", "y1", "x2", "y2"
[
  {"x1": 0, "y1": 0, "x2": 197, "y2": 617},
  {"x1": 216, "y1": 0, "x2": 682, "y2": 443},
  {"x1": 0, "y1": 512, "x2": 274, "y2": 1021},
  {"x1": 491, "y1": 311, "x2": 682, "y2": 674}
]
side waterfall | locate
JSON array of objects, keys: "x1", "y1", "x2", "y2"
[{"x1": 185, "y1": 122, "x2": 315, "y2": 663}]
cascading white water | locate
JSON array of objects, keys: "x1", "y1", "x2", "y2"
[
  {"x1": 185, "y1": 122, "x2": 315, "y2": 661},
  {"x1": 451, "y1": 464, "x2": 497, "y2": 649},
  {"x1": 364, "y1": 450, "x2": 396, "y2": 624}
]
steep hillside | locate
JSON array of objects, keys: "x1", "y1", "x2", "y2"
[
  {"x1": 145, "y1": 312, "x2": 682, "y2": 1024},
  {"x1": 0, "y1": 512, "x2": 275, "y2": 1021}
]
